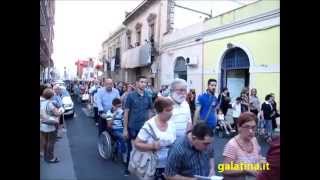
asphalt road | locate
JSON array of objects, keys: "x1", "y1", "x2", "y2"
[{"x1": 65, "y1": 99, "x2": 270, "y2": 179}]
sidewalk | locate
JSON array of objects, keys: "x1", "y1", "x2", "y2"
[{"x1": 40, "y1": 127, "x2": 77, "y2": 180}]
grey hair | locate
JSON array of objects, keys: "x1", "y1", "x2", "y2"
[{"x1": 170, "y1": 78, "x2": 187, "y2": 92}]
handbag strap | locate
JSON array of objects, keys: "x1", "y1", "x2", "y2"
[
  {"x1": 141, "y1": 122, "x2": 159, "y2": 141},
  {"x1": 203, "y1": 95, "x2": 216, "y2": 122}
]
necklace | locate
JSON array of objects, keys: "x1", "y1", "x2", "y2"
[{"x1": 235, "y1": 136, "x2": 254, "y2": 153}]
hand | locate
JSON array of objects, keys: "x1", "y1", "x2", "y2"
[
  {"x1": 153, "y1": 141, "x2": 160, "y2": 150},
  {"x1": 245, "y1": 170, "x2": 257, "y2": 176},
  {"x1": 123, "y1": 129, "x2": 129, "y2": 140}
]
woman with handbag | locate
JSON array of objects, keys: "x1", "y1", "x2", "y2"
[
  {"x1": 40, "y1": 88, "x2": 64, "y2": 163},
  {"x1": 130, "y1": 97, "x2": 176, "y2": 180}
]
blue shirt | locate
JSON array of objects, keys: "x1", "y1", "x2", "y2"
[
  {"x1": 196, "y1": 91, "x2": 218, "y2": 128},
  {"x1": 96, "y1": 87, "x2": 120, "y2": 112},
  {"x1": 52, "y1": 94, "x2": 63, "y2": 108},
  {"x1": 125, "y1": 90, "x2": 152, "y2": 131}
]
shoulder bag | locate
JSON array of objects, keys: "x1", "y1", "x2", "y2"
[{"x1": 128, "y1": 122, "x2": 159, "y2": 180}]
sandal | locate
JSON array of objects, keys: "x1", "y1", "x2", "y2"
[{"x1": 47, "y1": 157, "x2": 60, "y2": 163}]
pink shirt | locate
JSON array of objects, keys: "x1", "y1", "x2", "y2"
[{"x1": 223, "y1": 137, "x2": 261, "y2": 163}]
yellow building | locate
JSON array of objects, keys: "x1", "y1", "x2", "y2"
[{"x1": 202, "y1": 0, "x2": 279, "y2": 105}]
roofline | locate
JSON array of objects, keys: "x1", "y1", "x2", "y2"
[
  {"x1": 102, "y1": 25, "x2": 126, "y2": 46},
  {"x1": 123, "y1": 0, "x2": 158, "y2": 25}
]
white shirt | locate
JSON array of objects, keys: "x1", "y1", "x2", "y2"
[
  {"x1": 232, "y1": 102, "x2": 241, "y2": 118},
  {"x1": 137, "y1": 116, "x2": 176, "y2": 168},
  {"x1": 168, "y1": 97, "x2": 192, "y2": 138}
]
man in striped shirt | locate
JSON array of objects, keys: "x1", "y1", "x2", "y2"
[
  {"x1": 168, "y1": 78, "x2": 193, "y2": 139},
  {"x1": 164, "y1": 122, "x2": 215, "y2": 180}
]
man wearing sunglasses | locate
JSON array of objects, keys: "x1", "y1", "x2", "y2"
[{"x1": 164, "y1": 122, "x2": 215, "y2": 180}]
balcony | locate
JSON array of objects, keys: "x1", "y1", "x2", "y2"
[{"x1": 121, "y1": 43, "x2": 151, "y2": 69}]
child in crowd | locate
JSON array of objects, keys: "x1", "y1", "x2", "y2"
[
  {"x1": 232, "y1": 97, "x2": 242, "y2": 132},
  {"x1": 105, "y1": 98, "x2": 127, "y2": 162},
  {"x1": 217, "y1": 109, "x2": 236, "y2": 135}
]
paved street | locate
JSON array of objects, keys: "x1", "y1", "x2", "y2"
[{"x1": 41, "y1": 98, "x2": 270, "y2": 179}]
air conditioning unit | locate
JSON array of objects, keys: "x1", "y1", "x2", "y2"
[{"x1": 186, "y1": 56, "x2": 198, "y2": 66}]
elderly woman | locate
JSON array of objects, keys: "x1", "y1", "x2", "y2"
[
  {"x1": 222, "y1": 112, "x2": 266, "y2": 180},
  {"x1": 40, "y1": 88, "x2": 64, "y2": 163},
  {"x1": 134, "y1": 97, "x2": 176, "y2": 180}
]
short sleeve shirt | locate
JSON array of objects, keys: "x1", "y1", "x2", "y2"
[
  {"x1": 125, "y1": 90, "x2": 152, "y2": 131},
  {"x1": 137, "y1": 117, "x2": 176, "y2": 168},
  {"x1": 223, "y1": 137, "x2": 261, "y2": 164},
  {"x1": 169, "y1": 97, "x2": 192, "y2": 138},
  {"x1": 196, "y1": 92, "x2": 218, "y2": 128}
]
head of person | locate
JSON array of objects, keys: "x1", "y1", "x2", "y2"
[
  {"x1": 122, "y1": 83, "x2": 128, "y2": 92},
  {"x1": 104, "y1": 78, "x2": 114, "y2": 92},
  {"x1": 236, "y1": 97, "x2": 242, "y2": 104},
  {"x1": 42, "y1": 88, "x2": 55, "y2": 100},
  {"x1": 251, "y1": 88, "x2": 257, "y2": 96},
  {"x1": 222, "y1": 87, "x2": 229, "y2": 95},
  {"x1": 170, "y1": 78, "x2": 188, "y2": 104},
  {"x1": 112, "y1": 98, "x2": 122, "y2": 111},
  {"x1": 136, "y1": 76, "x2": 148, "y2": 91},
  {"x1": 207, "y1": 79, "x2": 217, "y2": 94},
  {"x1": 218, "y1": 109, "x2": 223, "y2": 115},
  {"x1": 241, "y1": 87, "x2": 249, "y2": 96},
  {"x1": 265, "y1": 94, "x2": 273, "y2": 103},
  {"x1": 53, "y1": 85, "x2": 61, "y2": 95},
  {"x1": 190, "y1": 122, "x2": 214, "y2": 151},
  {"x1": 154, "y1": 97, "x2": 174, "y2": 122},
  {"x1": 237, "y1": 112, "x2": 257, "y2": 141},
  {"x1": 270, "y1": 93, "x2": 275, "y2": 101},
  {"x1": 40, "y1": 84, "x2": 47, "y2": 96}
]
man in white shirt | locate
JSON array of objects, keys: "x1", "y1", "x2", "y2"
[{"x1": 168, "y1": 78, "x2": 192, "y2": 139}]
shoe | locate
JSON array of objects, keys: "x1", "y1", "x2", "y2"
[
  {"x1": 124, "y1": 169, "x2": 130, "y2": 176},
  {"x1": 56, "y1": 136, "x2": 63, "y2": 139},
  {"x1": 40, "y1": 152, "x2": 44, "y2": 157},
  {"x1": 226, "y1": 131, "x2": 230, "y2": 135},
  {"x1": 46, "y1": 157, "x2": 60, "y2": 163},
  {"x1": 231, "y1": 129, "x2": 236, "y2": 132},
  {"x1": 95, "y1": 123, "x2": 99, "y2": 126},
  {"x1": 62, "y1": 128, "x2": 67, "y2": 132}
]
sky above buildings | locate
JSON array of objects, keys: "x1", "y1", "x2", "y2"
[{"x1": 52, "y1": 0, "x2": 257, "y2": 78}]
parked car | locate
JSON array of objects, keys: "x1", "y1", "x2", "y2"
[
  {"x1": 60, "y1": 87, "x2": 74, "y2": 118},
  {"x1": 53, "y1": 80, "x2": 66, "y2": 88}
]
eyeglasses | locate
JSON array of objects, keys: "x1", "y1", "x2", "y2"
[
  {"x1": 174, "y1": 88, "x2": 187, "y2": 93},
  {"x1": 241, "y1": 125, "x2": 257, "y2": 131}
]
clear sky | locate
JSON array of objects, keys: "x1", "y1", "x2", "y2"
[{"x1": 52, "y1": 0, "x2": 257, "y2": 78}]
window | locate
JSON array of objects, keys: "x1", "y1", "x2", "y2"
[
  {"x1": 149, "y1": 23, "x2": 155, "y2": 40},
  {"x1": 135, "y1": 23, "x2": 142, "y2": 47},
  {"x1": 127, "y1": 35, "x2": 132, "y2": 49},
  {"x1": 136, "y1": 30, "x2": 141, "y2": 46}
]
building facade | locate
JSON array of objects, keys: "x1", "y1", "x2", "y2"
[
  {"x1": 160, "y1": 22, "x2": 207, "y2": 94},
  {"x1": 101, "y1": 25, "x2": 127, "y2": 82},
  {"x1": 202, "y1": 0, "x2": 280, "y2": 104},
  {"x1": 40, "y1": 0, "x2": 55, "y2": 82},
  {"x1": 121, "y1": 0, "x2": 172, "y2": 88}
]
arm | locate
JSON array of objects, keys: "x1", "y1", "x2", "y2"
[
  {"x1": 134, "y1": 137, "x2": 160, "y2": 152},
  {"x1": 209, "y1": 158, "x2": 216, "y2": 176},
  {"x1": 123, "y1": 108, "x2": 130, "y2": 139},
  {"x1": 96, "y1": 90, "x2": 104, "y2": 112},
  {"x1": 222, "y1": 157, "x2": 257, "y2": 176},
  {"x1": 193, "y1": 106, "x2": 201, "y2": 125}
]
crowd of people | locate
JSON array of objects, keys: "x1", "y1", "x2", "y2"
[{"x1": 40, "y1": 77, "x2": 280, "y2": 180}]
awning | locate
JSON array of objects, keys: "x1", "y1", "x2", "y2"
[{"x1": 121, "y1": 43, "x2": 151, "y2": 69}]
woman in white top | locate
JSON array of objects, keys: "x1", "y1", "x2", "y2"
[
  {"x1": 40, "y1": 88, "x2": 63, "y2": 163},
  {"x1": 134, "y1": 97, "x2": 176, "y2": 180}
]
